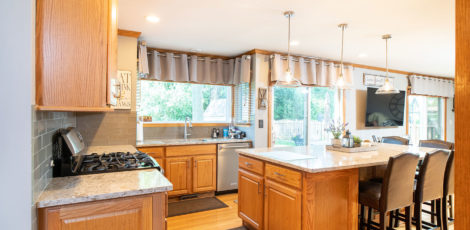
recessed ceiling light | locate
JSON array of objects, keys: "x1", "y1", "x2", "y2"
[
  {"x1": 358, "y1": 53, "x2": 368, "y2": 58},
  {"x1": 290, "y1": 40, "x2": 299, "y2": 46},
  {"x1": 145, "y1": 15, "x2": 160, "y2": 23}
]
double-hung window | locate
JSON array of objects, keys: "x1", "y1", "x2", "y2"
[{"x1": 272, "y1": 86, "x2": 341, "y2": 146}]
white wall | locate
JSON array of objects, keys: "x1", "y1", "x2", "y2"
[
  {"x1": 252, "y1": 54, "x2": 270, "y2": 148},
  {"x1": 0, "y1": 0, "x2": 34, "y2": 229},
  {"x1": 345, "y1": 68, "x2": 409, "y2": 141}
]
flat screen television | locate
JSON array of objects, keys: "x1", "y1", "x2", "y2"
[{"x1": 365, "y1": 87, "x2": 406, "y2": 127}]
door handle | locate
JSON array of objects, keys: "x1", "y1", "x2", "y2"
[
  {"x1": 245, "y1": 162, "x2": 252, "y2": 167},
  {"x1": 274, "y1": 172, "x2": 285, "y2": 177}
]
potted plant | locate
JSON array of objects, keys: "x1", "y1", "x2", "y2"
[
  {"x1": 353, "y1": 136, "x2": 362, "y2": 147},
  {"x1": 326, "y1": 121, "x2": 348, "y2": 147}
]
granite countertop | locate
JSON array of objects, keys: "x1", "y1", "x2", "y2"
[
  {"x1": 37, "y1": 169, "x2": 172, "y2": 208},
  {"x1": 237, "y1": 143, "x2": 439, "y2": 173},
  {"x1": 136, "y1": 137, "x2": 252, "y2": 147},
  {"x1": 84, "y1": 145, "x2": 139, "y2": 154}
]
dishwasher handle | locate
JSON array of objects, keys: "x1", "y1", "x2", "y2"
[{"x1": 218, "y1": 143, "x2": 251, "y2": 150}]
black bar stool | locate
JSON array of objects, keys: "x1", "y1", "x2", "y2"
[
  {"x1": 413, "y1": 150, "x2": 450, "y2": 230},
  {"x1": 359, "y1": 153, "x2": 419, "y2": 230},
  {"x1": 381, "y1": 136, "x2": 409, "y2": 145},
  {"x1": 442, "y1": 151, "x2": 455, "y2": 230},
  {"x1": 417, "y1": 140, "x2": 454, "y2": 224}
]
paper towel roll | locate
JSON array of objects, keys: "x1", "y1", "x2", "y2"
[{"x1": 136, "y1": 120, "x2": 144, "y2": 142}]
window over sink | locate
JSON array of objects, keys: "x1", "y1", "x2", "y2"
[{"x1": 139, "y1": 81, "x2": 232, "y2": 123}]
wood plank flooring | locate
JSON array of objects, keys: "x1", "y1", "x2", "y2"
[{"x1": 167, "y1": 193, "x2": 454, "y2": 230}]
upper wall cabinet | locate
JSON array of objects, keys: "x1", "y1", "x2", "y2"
[{"x1": 36, "y1": 0, "x2": 118, "y2": 112}]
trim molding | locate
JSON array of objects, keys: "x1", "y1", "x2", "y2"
[{"x1": 118, "y1": 29, "x2": 141, "y2": 38}]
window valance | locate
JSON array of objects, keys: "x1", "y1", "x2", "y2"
[
  {"x1": 139, "y1": 46, "x2": 251, "y2": 85},
  {"x1": 270, "y1": 54, "x2": 354, "y2": 87},
  {"x1": 409, "y1": 75, "x2": 454, "y2": 98}
]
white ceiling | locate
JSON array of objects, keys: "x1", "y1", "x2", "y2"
[{"x1": 118, "y1": 0, "x2": 455, "y2": 77}]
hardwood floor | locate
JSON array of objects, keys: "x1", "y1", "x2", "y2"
[
  {"x1": 167, "y1": 193, "x2": 242, "y2": 230},
  {"x1": 167, "y1": 193, "x2": 454, "y2": 230}
]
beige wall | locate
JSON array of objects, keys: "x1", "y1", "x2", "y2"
[{"x1": 76, "y1": 35, "x2": 138, "y2": 146}]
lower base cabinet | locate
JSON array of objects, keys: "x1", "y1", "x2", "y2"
[
  {"x1": 38, "y1": 193, "x2": 167, "y2": 230},
  {"x1": 238, "y1": 169, "x2": 264, "y2": 229},
  {"x1": 165, "y1": 157, "x2": 192, "y2": 196},
  {"x1": 264, "y1": 180, "x2": 301, "y2": 230}
]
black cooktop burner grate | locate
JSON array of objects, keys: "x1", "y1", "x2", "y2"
[{"x1": 76, "y1": 151, "x2": 160, "y2": 175}]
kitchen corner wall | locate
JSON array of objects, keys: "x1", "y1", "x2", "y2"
[
  {"x1": 76, "y1": 35, "x2": 138, "y2": 146},
  {"x1": 31, "y1": 108, "x2": 76, "y2": 229}
]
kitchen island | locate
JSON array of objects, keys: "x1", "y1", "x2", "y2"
[{"x1": 236, "y1": 143, "x2": 437, "y2": 230}]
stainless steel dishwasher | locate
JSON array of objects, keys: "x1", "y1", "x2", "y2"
[{"x1": 217, "y1": 142, "x2": 251, "y2": 192}]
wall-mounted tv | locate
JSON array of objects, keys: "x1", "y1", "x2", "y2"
[{"x1": 365, "y1": 87, "x2": 406, "y2": 127}]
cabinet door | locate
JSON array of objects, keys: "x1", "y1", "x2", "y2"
[
  {"x1": 165, "y1": 157, "x2": 192, "y2": 196},
  {"x1": 39, "y1": 196, "x2": 153, "y2": 230},
  {"x1": 238, "y1": 169, "x2": 264, "y2": 230},
  {"x1": 264, "y1": 180, "x2": 301, "y2": 230},
  {"x1": 193, "y1": 155, "x2": 217, "y2": 193},
  {"x1": 36, "y1": 0, "x2": 116, "y2": 110}
]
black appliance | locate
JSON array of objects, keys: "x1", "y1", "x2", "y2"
[
  {"x1": 365, "y1": 87, "x2": 406, "y2": 127},
  {"x1": 52, "y1": 128, "x2": 161, "y2": 177}
]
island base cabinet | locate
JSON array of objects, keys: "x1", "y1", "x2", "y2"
[
  {"x1": 238, "y1": 169, "x2": 264, "y2": 230},
  {"x1": 38, "y1": 193, "x2": 167, "y2": 230},
  {"x1": 264, "y1": 180, "x2": 301, "y2": 230}
]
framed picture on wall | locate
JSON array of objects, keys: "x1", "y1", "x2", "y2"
[{"x1": 363, "y1": 74, "x2": 392, "y2": 87}]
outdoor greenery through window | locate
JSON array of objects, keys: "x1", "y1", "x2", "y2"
[
  {"x1": 272, "y1": 86, "x2": 340, "y2": 147},
  {"x1": 408, "y1": 95, "x2": 445, "y2": 145},
  {"x1": 139, "y1": 81, "x2": 232, "y2": 123}
]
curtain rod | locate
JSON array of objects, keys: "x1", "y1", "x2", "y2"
[
  {"x1": 270, "y1": 54, "x2": 343, "y2": 66},
  {"x1": 148, "y1": 52, "x2": 251, "y2": 63}
]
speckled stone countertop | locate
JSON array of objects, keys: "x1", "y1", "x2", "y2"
[
  {"x1": 237, "y1": 143, "x2": 439, "y2": 173},
  {"x1": 85, "y1": 145, "x2": 138, "y2": 154},
  {"x1": 37, "y1": 169, "x2": 172, "y2": 208},
  {"x1": 136, "y1": 138, "x2": 252, "y2": 147}
]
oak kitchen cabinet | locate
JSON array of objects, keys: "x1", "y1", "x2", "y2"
[
  {"x1": 38, "y1": 193, "x2": 167, "y2": 230},
  {"x1": 35, "y1": 0, "x2": 118, "y2": 112},
  {"x1": 139, "y1": 144, "x2": 217, "y2": 197},
  {"x1": 238, "y1": 154, "x2": 358, "y2": 230}
]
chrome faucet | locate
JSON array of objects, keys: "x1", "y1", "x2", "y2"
[{"x1": 184, "y1": 117, "x2": 192, "y2": 140}]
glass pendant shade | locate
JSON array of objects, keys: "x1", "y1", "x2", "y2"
[{"x1": 376, "y1": 78, "x2": 399, "y2": 94}]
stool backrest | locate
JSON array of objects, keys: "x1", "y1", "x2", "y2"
[
  {"x1": 415, "y1": 150, "x2": 450, "y2": 203},
  {"x1": 444, "y1": 151, "x2": 455, "y2": 196},
  {"x1": 380, "y1": 153, "x2": 420, "y2": 212},
  {"x1": 419, "y1": 140, "x2": 454, "y2": 150},
  {"x1": 382, "y1": 136, "x2": 409, "y2": 145}
]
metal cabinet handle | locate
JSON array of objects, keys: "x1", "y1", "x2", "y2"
[
  {"x1": 245, "y1": 162, "x2": 252, "y2": 167},
  {"x1": 274, "y1": 172, "x2": 285, "y2": 177},
  {"x1": 257, "y1": 182, "x2": 261, "y2": 194}
]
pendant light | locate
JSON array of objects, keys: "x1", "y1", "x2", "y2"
[
  {"x1": 336, "y1": 23, "x2": 348, "y2": 89},
  {"x1": 376, "y1": 34, "x2": 399, "y2": 94},
  {"x1": 275, "y1": 11, "x2": 301, "y2": 87}
]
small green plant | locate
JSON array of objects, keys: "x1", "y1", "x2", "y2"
[{"x1": 353, "y1": 136, "x2": 362, "y2": 144}]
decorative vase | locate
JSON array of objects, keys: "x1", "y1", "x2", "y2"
[{"x1": 332, "y1": 138, "x2": 341, "y2": 147}]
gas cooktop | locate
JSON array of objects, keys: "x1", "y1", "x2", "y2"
[{"x1": 72, "y1": 152, "x2": 161, "y2": 175}]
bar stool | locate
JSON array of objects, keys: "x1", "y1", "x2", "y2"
[
  {"x1": 442, "y1": 151, "x2": 455, "y2": 230},
  {"x1": 381, "y1": 136, "x2": 409, "y2": 145},
  {"x1": 359, "y1": 153, "x2": 419, "y2": 230},
  {"x1": 413, "y1": 150, "x2": 450, "y2": 230},
  {"x1": 417, "y1": 140, "x2": 453, "y2": 224},
  {"x1": 419, "y1": 140, "x2": 454, "y2": 150}
]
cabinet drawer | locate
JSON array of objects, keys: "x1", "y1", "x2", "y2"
[
  {"x1": 138, "y1": 147, "x2": 165, "y2": 159},
  {"x1": 239, "y1": 155, "x2": 264, "y2": 175},
  {"x1": 166, "y1": 145, "x2": 216, "y2": 157},
  {"x1": 265, "y1": 163, "x2": 302, "y2": 189}
]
